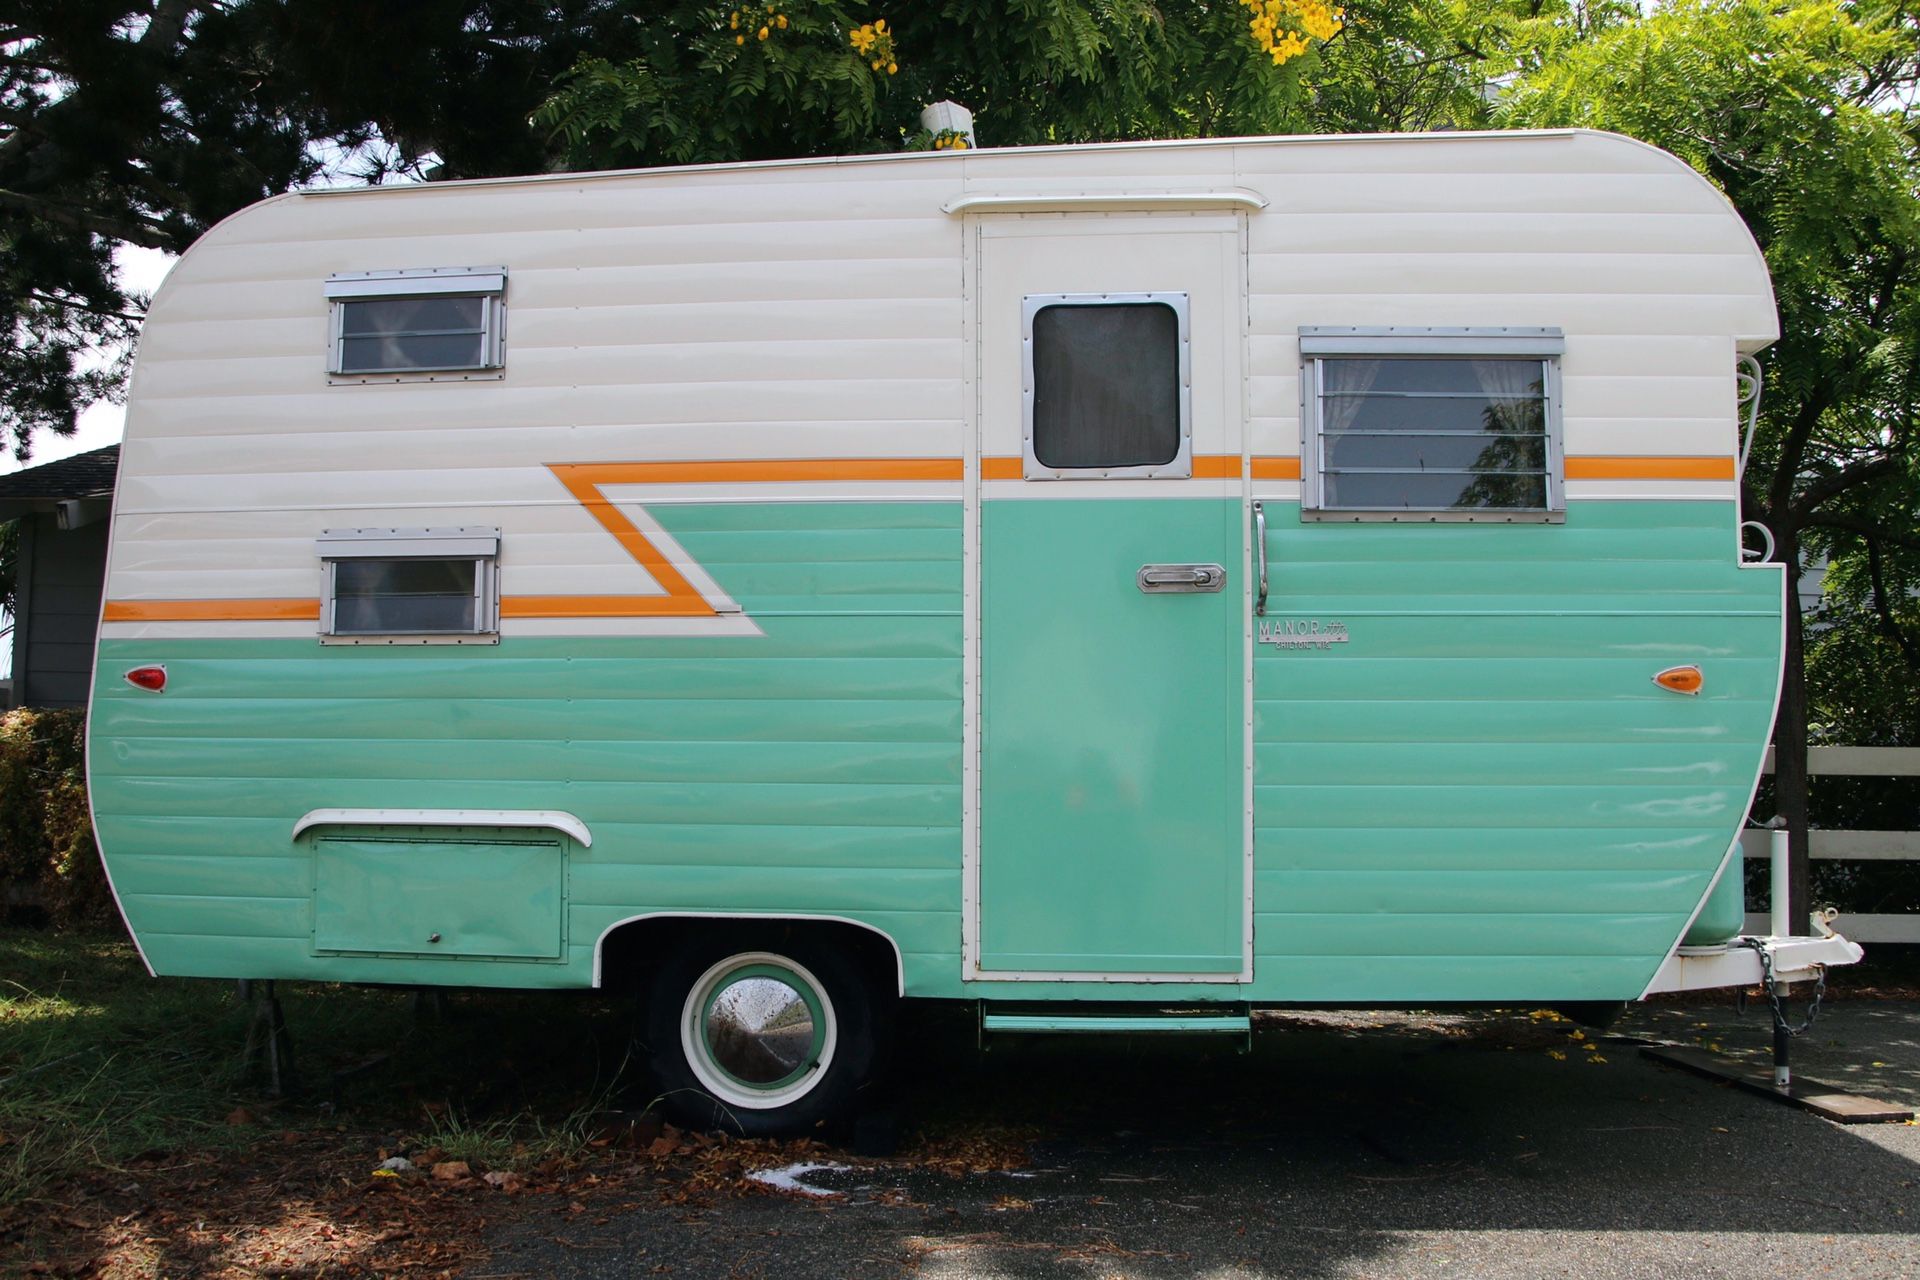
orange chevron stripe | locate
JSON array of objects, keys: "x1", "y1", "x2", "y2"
[{"x1": 545, "y1": 464, "x2": 713, "y2": 617}]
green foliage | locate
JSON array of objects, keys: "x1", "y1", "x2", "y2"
[
  {"x1": 0, "y1": 708, "x2": 111, "y2": 928},
  {"x1": 1286, "y1": 0, "x2": 1640, "y2": 134},
  {"x1": 538, "y1": 3, "x2": 894, "y2": 166},
  {"x1": 536, "y1": 0, "x2": 1330, "y2": 168},
  {"x1": 1801, "y1": 553, "x2": 1920, "y2": 913}
]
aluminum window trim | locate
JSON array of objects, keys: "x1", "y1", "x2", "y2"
[
  {"x1": 318, "y1": 526, "x2": 501, "y2": 643},
  {"x1": 326, "y1": 267, "x2": 507, "y2": 378},
  {"x1": 1299, "y1": 325, "x2": 1565, "y2": 356},
  {"x1": 324, "y1": 267, "x2": 507, "y2": 299},
  {"x1": 1021, "y1": 292, "x2": 1193, "y2": 481},
  {"x1": 1300, "y1": 328, "x2": 1565, "y2": 523}
]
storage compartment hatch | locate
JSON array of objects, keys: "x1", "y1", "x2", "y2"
[{"x1": 312, "y1": 830, "x2": 566, "y2": 959}]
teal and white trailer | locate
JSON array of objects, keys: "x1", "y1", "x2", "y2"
[{"x1": 88, "y1": 129, "x2": 1860, "y2": 1131}]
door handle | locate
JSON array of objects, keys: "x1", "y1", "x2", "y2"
[
  {"x1": 1253, "y1": 501, "x2": 1269, "y2": 616},
  {"x1": 1137, "y1": 563, "x2": 1225, "y2": 594}
]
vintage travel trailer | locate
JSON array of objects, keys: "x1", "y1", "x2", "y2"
[{"x1": 89, "y1": 130, "x2": 1861, "y2": 1131}]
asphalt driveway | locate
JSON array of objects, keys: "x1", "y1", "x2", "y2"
[{"x1": 481, "y1": 994, "x2": 1920, "y2": 1279}]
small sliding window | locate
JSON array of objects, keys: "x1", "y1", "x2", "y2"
[
  {"x1": 1301, "y1": 327, "x2": 1564, "y2": 522},
  {"x1": 319, "y1": 528, "x2": 501, "y2": 645},
  {"x1": 325, "y1": 267, "x2": 507, "y2": 380}
]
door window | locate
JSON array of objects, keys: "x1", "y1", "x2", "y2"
[{"x1": 1023, "y1": 293, "x2": 1192, "y2": 478}]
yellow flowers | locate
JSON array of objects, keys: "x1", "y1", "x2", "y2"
[
  {"x1": 1238, "y1": 0, "x2": 1343, "y2": 67},
  {"x1": 730, "y1": 7, "x2": 786, "y2": 47},
  {"x1": 931, "y1": 128, "x2": 969, "y2": 151},
  {"x1": 850, "y1": 18, "x2": 897, "y2": 73}
]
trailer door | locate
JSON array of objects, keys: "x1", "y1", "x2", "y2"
[{"x1": 972, "y1": 216, "x2": 1249, "y2": 978}]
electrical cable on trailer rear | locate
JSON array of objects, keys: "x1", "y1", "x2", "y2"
[{"x1": 1739, "y1": 936, "x2": 1825, "y2": 1038}]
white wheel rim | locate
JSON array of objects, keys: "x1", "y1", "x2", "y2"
[{"x1": 680, "y1": 951, "x2": 838, "y2": 1110}]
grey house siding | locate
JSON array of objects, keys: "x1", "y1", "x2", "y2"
[
  {"x1": 14, "y1": 512, "x2": 108, "y2": 708},
  {"x1": 0, "y1": 446, "x2": 120, "y2": 710}
]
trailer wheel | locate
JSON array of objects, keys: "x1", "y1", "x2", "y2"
[{"x1": 644, "y1": 935, "x2": 879, "y2": 1136}]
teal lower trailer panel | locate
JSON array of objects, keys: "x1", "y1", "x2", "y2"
[{"x1": 89, "y1": 499, "x2": 1783, "y2": 1005}]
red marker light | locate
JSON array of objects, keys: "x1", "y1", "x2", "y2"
[{"x1": 125, "y1": 666, "x2": 167, "y2": 692}]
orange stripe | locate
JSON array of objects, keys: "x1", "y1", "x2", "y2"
[
  {"x1": 982, "y1": 457, "x2": 1023, "y2": 480},
  {"x1": 548, "y1": 458, "x2": 963, "y2": 485},
  {"x1": 102, "y1": 599, "x2": 320, "y2": 623},
  {"x1": 1564, "y1": 455, "x2": 1735, "y2": 481},
  {"x1": 1251, "y1": 456, "x2": 1301, "y2": 480},
  {"x1": 501, "y1": 595, "x2": 718, "y2": 619}
]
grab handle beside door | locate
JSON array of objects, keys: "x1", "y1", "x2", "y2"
[{"x1": 1253, "y1": 502, "x2": 1269, "y2": 616}]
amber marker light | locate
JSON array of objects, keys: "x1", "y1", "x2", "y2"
[
  {"x1": 124, "y1": 666, "x2": 167, "y2": 692},
  {"x1": 1653, "y1": 665, "x2": 1703, "y2": 696}
]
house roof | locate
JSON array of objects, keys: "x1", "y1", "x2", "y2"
[{"x1": 0, "y1": 445, "x2": 119, "y2": 511}]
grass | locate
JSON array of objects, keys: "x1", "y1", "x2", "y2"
[
  {"x1": 0, "y1": 932, "x2": 259, "y2": 1205},
  {"x1": 0, "y1": 927, "x2": 642, "y2": 1209}
]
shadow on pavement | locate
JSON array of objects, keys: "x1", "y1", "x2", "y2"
[{"x1": 485, "y1": 997, "x2": 1920, "y2": 1278}]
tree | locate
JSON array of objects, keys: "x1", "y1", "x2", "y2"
[
  {"x1": 0, "y1": 1, "x2": 641, "y2": 459},
  {"x1": 1498, "y1": 0, "x2": 1920, "y2": 932},
  {"x1": 1280, "y1": 0, "x2": 1640, "y2": 135},
  {"x1": 536, "y1": 1, "x2": 1345, "y2": 169}
]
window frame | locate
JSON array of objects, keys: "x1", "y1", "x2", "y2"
[
  {"x1": 317, "y1": 527, "x2": 502, "y2": 645},
  {"x1": 1299, "y1": 326, "x2": 1566, "y2": 523},
  {"x1": 1021, "y1": 292, "x2": 1193, "y2": 480},
  {"x1": 325, "y1": 267, "x2": 508, "y2": 382}
]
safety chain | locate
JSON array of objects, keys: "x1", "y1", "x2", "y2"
[{"x1": 1739, "y1": 937, "x2": 1826, "y2": 1038}]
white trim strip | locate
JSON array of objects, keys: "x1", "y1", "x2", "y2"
[
  {"x1": 292, "y1": 808, "x2": 592, "y2": 848},
  {"x1": 945, "y1": 191, "x2": 1268, "y2": 215}
]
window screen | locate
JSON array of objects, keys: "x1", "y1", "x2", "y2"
[
  {"x1": 319, "y1": 528, "x2": 500, "y2": 642},
  {"x1": 331, "y1": 559, "x2": 481, "y2": 634},
  {"x1": 1028, "y1": 299, "x2": 1186, "y2": 472},
  {"x1": 337, "y1": 296, "x2": 491, "y2": 375}
]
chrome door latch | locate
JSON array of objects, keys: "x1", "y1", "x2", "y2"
[{"x1": 1137, "y1": 563, "x2": 1226, "y2": 594}]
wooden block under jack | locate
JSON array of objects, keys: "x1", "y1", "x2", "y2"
[{"x1": 1641, "y1": 1043, "x2": 1915, "y2": 1124}]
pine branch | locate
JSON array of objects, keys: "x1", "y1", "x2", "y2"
[{"x1": 0, "y1": 188, "x2": 174, "y2": 249}]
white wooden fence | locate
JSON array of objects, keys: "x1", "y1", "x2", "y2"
[{"x1": 1741, "y1": 746, "x2": 1920, "y2": 944}]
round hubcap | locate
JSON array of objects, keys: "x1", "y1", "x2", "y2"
[{"x1": 682, "y1": 952, "x2": 836, "y2": 1109}]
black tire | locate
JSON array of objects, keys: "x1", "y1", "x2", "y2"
[{"x1": 642, "y1": 928, "x2": 883, "y2": 1137}]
